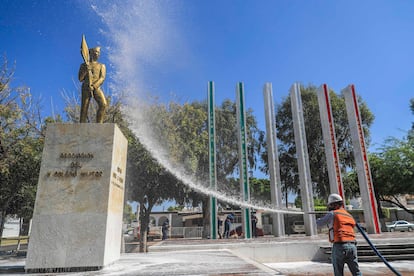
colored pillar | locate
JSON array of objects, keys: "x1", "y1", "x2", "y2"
[
  {"x1": 317, "y1": 84, "x2": 345, "y2": 200},
  {"x1": 208, "y1": 81, "x2": 218, "y2": 239},
  {"x1": 236, "y1": 82, "x2": 252, "y2": 239},
  {"x1": 342, "y1": 84, "x2": 381, "y2": 234}
]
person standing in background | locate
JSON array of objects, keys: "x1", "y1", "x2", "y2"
[
  {"x1": 162, "y1": 219, "x2": 169, "y2": 240},
  {"x1": 223, "y1": 214, "x2": 234, "y2": 239},
  {"x1": 251, "y1": 214, "x2": 258, "y2": 238}
]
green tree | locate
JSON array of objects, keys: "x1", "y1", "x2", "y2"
[
  {"x1": 123, "y1": 203, "x2": 136, "y2": 225},
  {"x1": 0, "y1": 57, "x2": 44, "y2": 239},
  {"x1": 409, "y1": 98, "x2": 414, "y2": 140},
  {"x1": 370, "y1": 137, "x2": 414, "y2": 214},
  {"x1": 156, "y1": 99, "x2": 265, "y2": 237},
  {"x1": 167, "y1": 205, "x2": 184, "y2": 212},
  {"x1": 215, "y1": 100, "x2": 265, "y2": 180},
  {"x1": 272, "y1": 85, "x2": 374, "y2": 201},
  {"x1": 125, "y1": 132, "x2": 182, "y2": 252},
  {"x1": 249, "y1": 177, "x2": 271, "y2": 203},
  {"x1": 166, "y1": 101, "x2": 211, "y2": 237},
  {"x1": 124, "y1": 98, "x2": 265, "y2": 240}
]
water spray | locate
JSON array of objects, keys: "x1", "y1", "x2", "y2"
[
  {"x1": 90, "y1": 1, "x2": 304, "y2": 216},
  {"x1": 125, "y1": 99, "x2": 303, "y2": 215}
]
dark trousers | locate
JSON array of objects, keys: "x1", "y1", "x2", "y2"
[
  {"x1": 223, "y1": 223, "x2": 230, "y2": 238},
  {"x1": 332, "y1": 242, "x2": 361, "y2": 276}
]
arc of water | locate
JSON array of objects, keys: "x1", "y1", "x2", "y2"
[{"x1": 124, "y1": 99, "x2": 304, "y2": 215}]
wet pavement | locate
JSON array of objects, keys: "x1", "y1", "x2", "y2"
[
  {"x1": 1, "y1": 232, "x2": 414, "y2": 275},
  {"x1": 0, "y1": 249, "x2": 273, "y2": 275},
  {"x1": 2, "y1": 249, "x2": 414, "y2": 275}
]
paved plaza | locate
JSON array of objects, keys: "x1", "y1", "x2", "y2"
[{"x1": 1, "y1": 232, "x2": 414, "y2": 275}]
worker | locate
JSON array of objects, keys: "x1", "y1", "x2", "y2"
[{"x1": 316, "y1": 193, "x2": 361, "y2": 276}]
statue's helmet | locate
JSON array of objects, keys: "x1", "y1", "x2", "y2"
[{"x1": 89, "y1": 47, "x2": 101, "y2": 54}]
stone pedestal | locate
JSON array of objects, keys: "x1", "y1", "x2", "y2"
[{"x1": 26, "y1": 123, "x2": 128, "y2": 272}]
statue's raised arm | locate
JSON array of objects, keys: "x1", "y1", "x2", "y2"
[{"x1": 79, "y1": 35, "x2": 107, "y2": 123}]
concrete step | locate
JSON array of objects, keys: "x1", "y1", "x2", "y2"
[
  {"x1": 358, "y1": 243, "x2": 414, "y2": 250},
  {"x1": 358, "y1": 254, "x2": 414, "y2": 262},
  {"x1": 321, "y1": 243, "x2": 414, "y2": 262},
  {"x1": 358, "y1": 248, "x2": 414, "y2": 256}
]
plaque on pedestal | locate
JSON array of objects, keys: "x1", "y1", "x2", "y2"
[{"x1": 26, "y1": 123, "x2": 128, "y2": 272}]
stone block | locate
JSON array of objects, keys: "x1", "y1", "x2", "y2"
[{"x1": 26, "y1": 123, "x2": 128, "y2": 272}]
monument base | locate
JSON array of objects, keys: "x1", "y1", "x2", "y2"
[{"x1": 25, "y1": 123, "x2": 128, "y2": 272}]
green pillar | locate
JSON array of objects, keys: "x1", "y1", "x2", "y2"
[
  {"x1": 236, "y1": 82, "x2": 252, "y2": 239},
  {"x1": 208, "y1": 81, "x2": 218, "y2": 239}
]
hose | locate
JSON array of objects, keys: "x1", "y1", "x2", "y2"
[{"x1": 356, "y1": 223, "x2": 401, "y2": 276}]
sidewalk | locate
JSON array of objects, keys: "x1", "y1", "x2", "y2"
[
  {"x1": 2, "y1": 249, "x2": 273, "y2": 275},
  {"x1": 1, "y1": 249, "x2": 414, "y2": 275},
  {"x1": 1, "y1": 233, "x2": 414, "y2": 275}
]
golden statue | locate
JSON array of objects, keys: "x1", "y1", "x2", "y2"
[{"x1": 79, "y1": 35, "x2": 107, "y2": 123}]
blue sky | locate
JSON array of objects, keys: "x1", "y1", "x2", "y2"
[
  {"x1": 2, "y1": 0, "x2": 413, "y2": 210},
  {"x1": 2, "y1": 1, "x2": 413, "y2": 150}
]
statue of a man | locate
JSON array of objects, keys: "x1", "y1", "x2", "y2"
[{"x1": 78, "y1": 44, "x2": 107, "y2": 123}]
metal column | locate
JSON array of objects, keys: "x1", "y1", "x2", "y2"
[
  {"x1": 342, "y1": 84, "x2": 381, "y2": 234},
  {"x1": 290, "y1": 83, "x2": 317, "y2": 236},
  {"x1": 263, "y1": 83, "x2": 285, "y2": 237}
]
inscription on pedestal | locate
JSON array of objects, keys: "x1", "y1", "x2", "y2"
[{"x1": 26, "y1": 123, "x2": 128, "y2": 272}]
